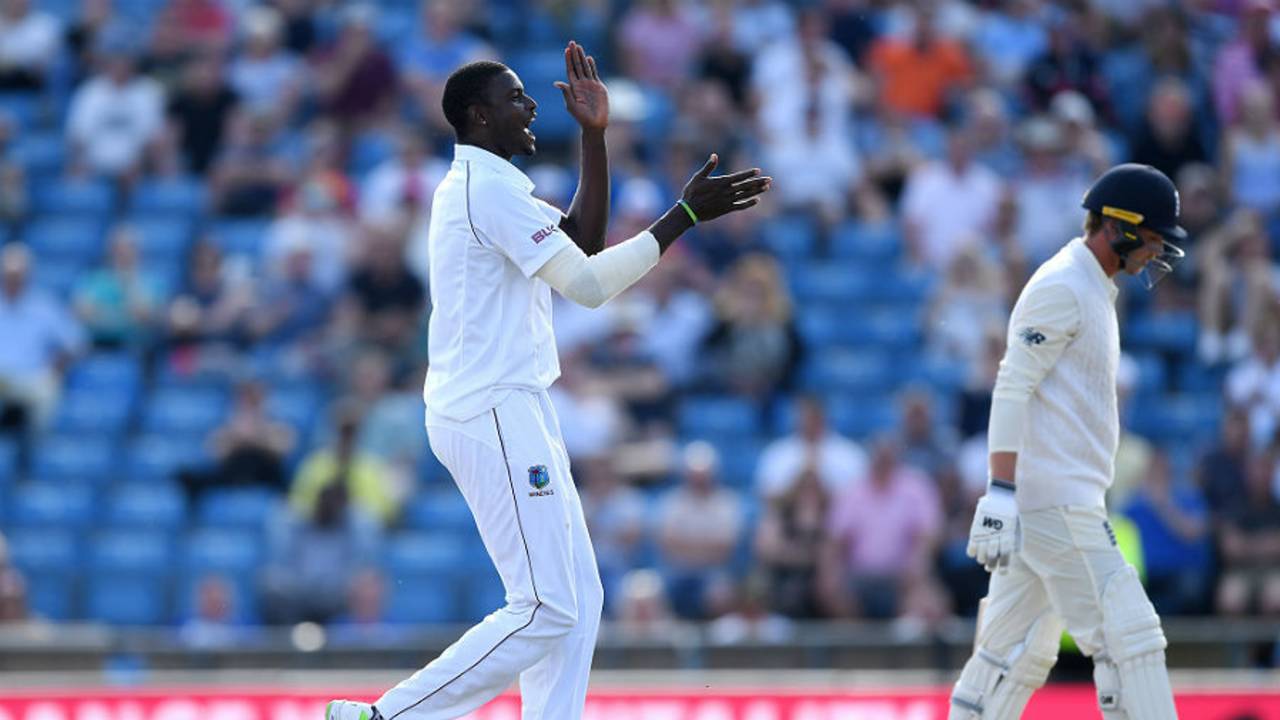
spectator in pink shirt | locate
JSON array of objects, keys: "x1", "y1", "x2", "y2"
[
  {"x1": 818, "y1": 437, "x2": 944, "y2": 620},
  {"x1": 618, "y1": 0, "x2": 704, "y2": 91},
  {"x1": 1212, "y1": 0, "x2": 1276, "y2": 126}
]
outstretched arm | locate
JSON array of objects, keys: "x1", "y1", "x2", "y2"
[{"x1": 555, "y1": 41, "x2": 610, "y2": 255}]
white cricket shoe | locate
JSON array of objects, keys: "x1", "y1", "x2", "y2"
[{"x1": 325, "y1": 700, "x2": 380, "y2": 720}]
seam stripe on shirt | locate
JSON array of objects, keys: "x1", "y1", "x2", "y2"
[
  {"x1": 386, "y1": 408, "x2": 542, "y2": 720},
  {"x1": 464, "y1": 161, "x2": 485, "y2": 247}
]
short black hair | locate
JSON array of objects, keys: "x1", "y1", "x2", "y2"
[{"x1": 442, "y1": 60, "x2": 510, "y2": 136}]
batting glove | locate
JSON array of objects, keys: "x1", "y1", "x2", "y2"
[{"x1": 966, "y1": 479, "x2": 1019, "y2": 572}]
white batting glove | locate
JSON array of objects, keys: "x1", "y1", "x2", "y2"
[{"x1": 966, "y1": 479, "x2": 1019, "y2": 572}]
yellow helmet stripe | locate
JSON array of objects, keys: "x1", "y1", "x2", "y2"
[{"x1": 1101, "y1": 206, "x2": 1144, "y2": 225}]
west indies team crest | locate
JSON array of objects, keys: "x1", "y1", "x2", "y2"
[{"x1": 528, "y1": 465, "x2": 554, "y2": 496}]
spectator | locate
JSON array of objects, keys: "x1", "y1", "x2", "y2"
[
  {"x1": 166, "y1": 52, "x2": 238, "y2": 175},
  {"x1": 152, "y1": 0, "x2": 232, "y2": 56},
  {"x1": 700, "y1": 254, "x2": 802, "y2": 401},
  {"x1": 754, "y1": 464, "x2": 828, "y2": 618},
  {"x1": 64, "y1": 0, "x2": 115, "y2": 83},
  {"x1": 340, "y1": 225, "x2": 425, "y2": 352},
  {"x1": 755, "y1": 394, "x2": 867, "y2": 500},
  {"x1": 867, "y1": 4, "x2": 972, "y2": 118},
  {"x1": 0, "y1": 112, "x2": 28, "y2": 226},
  {"x1": 706, "y1": 571, "x2": 794, "y2": 645},
  {"x1": 897, "y1": 388, "x2": 957, "y2": 479},
  {"x1": 1023, "y1": 9, "x2": 1107, "y2": 114},
  {"x1": 248, "y1": 237, "x2": 332, "y2": 349},
  {"x1": 1012, "y1": 115, "x2": 1094, "y2": 263},
  {"x1": 901, "y1": 124, "x2": 1003, "y2": 271},
  {"x1": 350, "y1": 355, "x2": 428, "y2": 475},
  {"x1": 618, "y1": 0, "x2": 704, "y2": 92},
  {"x1": 359, "y1": 129, "x2": 450, "y2": 229},
  {"x1": 291, "y1": 404, "x2": 399, "y2": 527},
  {"x1": 269, "y1": 0, "x2": 319, "y2": 55},
  {"x1": 72, "y1": 225, "x2": 165, "y2": 350},
  {"x1": 166, "y1": 240, "x2": 255, "y2": 351},
  {"x1": 1226, "y1": 316, "x2": 1280, "y2": 451},
  {"x1": 209, "y1": 108, "x2": 294, "y2": 217},
  {"x1": 614, "y1": 568, "x2": 678, "y2": 639},
  {"x1": 1122, "y1": 452, "x2": 1212, "y2": 615},
  {"x1": 698, "y1": 2, "x2": 753, "y2": 108},
  {"x1": 1128, "y1": 76, "x2": 1209, "y2": 183},
  {"x1": 228, "y1": 6, "x2": 304, "y2": 126},
  {"x1": 655, "y1": 442, "x2": 744, "y2": 619},
  {"x1": 1050, "y1": 90, "x2": 1113, "y2": 179},
  {"x1": 969, "y1": 0, "x2": 1047, "y2": 89},
  {"x1": 927, "y1": 246, "x2": 1007, "y2": 376},
  {"x1": 545, "y1": 353, "x2": 627, "y2": 464},
  {"x1": 1197, "y1": 210, "x2": 1275, "y2": 366},
  {"x1": 964, "y1": 88, "x2": 1020, "y2": 177},
  {"x1": 632, "y1": 252, "x2": 715, "y2": 388},
  {"x1": 1215, "y1": 450, "x2": 1280, "y2": 617},
  {"x1": 578, "y1": 456, "x2": 648, "y2": 614},
  {"x1": 0, "y1": 245, "x2": 85, "y2": 455},
  {"x1": 66, "y1": 31, "x2": 165, "y2": 181},
  {"x1": 0, "y1": 0, "x2": 62, "y2": 90},
  {"x1": 0, "y1": 565, "x2": 28, "y2": 623},
  {"x1": 182, "y1": 379, "x2": 295, "y2": 500},
  {"x1": 935, "y1": 459, "x2": 987, "y2": 617},
  {"x1": 263, "y1": 481, "x2": 382, "y2": 624},
  {"x1": 820, "y1": 437, "x2": 943, "y2": 620},
  {"x1": 312, "y1": 3, "x2": 398, "y2": 133},
  {"x1": 1199, "y1": 408, "x2": 1252, "y2": 522},
  {"x1": 751, "y1": 9, "x2": 862, "y2": 223},
  {"x1": 399, "y1": 0, "x2": 493, "y2": 132},
  {"x1": 1212, "y1": 0, "x2": 1277, "y2": 127},
  {"x1": 179, "y1": 574, "x2": 240, "y2": 649},
  {"x1": 588, "y1": 306, "x2": 673, "y2": 430},
  {"x1": 1221, "y1": 82, "x2": 1280, "y2": 217}
]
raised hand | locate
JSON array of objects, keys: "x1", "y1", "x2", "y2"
[
  {"x1": 554, "y1": 41, "x2": 608, "y2": 132},
  {"x1": 680, "y1": 154, "x2": 772, "y2": 223}
]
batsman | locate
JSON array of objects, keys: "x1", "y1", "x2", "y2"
[{"x1": 949, "y1": 164, "x2": 1186, "y2": 720}]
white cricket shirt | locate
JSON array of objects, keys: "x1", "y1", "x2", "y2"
[
  {"x1": 992, "y1": 238, "x2": 1121, "y2": 511},
  {"x1": 423, "y1": 144, "x2": 573, "y2": 422}
]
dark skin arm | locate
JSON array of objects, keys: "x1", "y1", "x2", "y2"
[
  {"x1": 554, "y1": 42, "x2": 609, "y2": 255},
  {"x1": 649, "y1": 153, "x2": 772, "y2": 253}
]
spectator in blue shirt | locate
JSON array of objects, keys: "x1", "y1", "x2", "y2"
[
  {"x1": 73, "y1": 225, "x2": 165, "y2": 350},
  {"x1": 1123, "y1": 451, "x2": 1212, "y2": 615}
]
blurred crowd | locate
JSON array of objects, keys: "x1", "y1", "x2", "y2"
[{"x1": 0, "y1": 0, "x2": 1278, "y2": 654}]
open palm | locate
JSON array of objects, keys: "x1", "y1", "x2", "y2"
[{"x1": 554, "y1": 41, "x2": 609, "y2": 132}]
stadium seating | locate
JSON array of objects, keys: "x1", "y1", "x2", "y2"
[
  {"x1": 197, "y1": 488, "x2": 281, "y2": 532},
  {"x1": 31, "y1": 433, "x2": 117, "y2": 485}
]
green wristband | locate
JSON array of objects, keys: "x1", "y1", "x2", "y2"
[{"x1": 677, "y1": 199, "x2": 699, "y2": 225}]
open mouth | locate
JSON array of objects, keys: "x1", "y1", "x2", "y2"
[{"x1": 524, "y1": 114, "x2": 536, "y2": 143}]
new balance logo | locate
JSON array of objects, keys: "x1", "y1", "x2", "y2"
[
  {"x1": 982, "y1": 517, "x2": 1003, "y2": 531},
  {"x1": 1019, "y1": 327, "x2": 1046, "y2": 346}
]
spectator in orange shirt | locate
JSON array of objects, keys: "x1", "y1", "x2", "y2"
[{"x1": 868, "y1": 5, "x2": 972, "y2": 118}]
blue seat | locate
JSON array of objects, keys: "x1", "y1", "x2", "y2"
[
  {"x1": 8, "y1": 131, "x2": 64, "y2": 175},
  {"x1": 760, "y1": 215, "x2": 817, "y2": 261},
  {"x1": 416, "y1": 449, "x2": 451, "y2": 486},
  {"x1": 703, "y1": 436, "x2": 763, "y2": 488},
  {"x1": 266, "y1": 387, "x2": 325, "y2": 434},
  {"x1": 127, "y1": 216, "x2": 195, "y2": 264},
  {"x1": 184, "y1": 528, "x2": 264, "y2": 575},
  {"x1": 32, "y1": 178, "x2": 114, "y2": 215},
  {"x1": 68, "y1": 353, "x2": 143, "y2": 393},
  {"x1": 402, "y1": 492, "x2": 475, "y2": 534},
  {"x1": 844, "y1": 309, "x2": 922, "y2": 350},
  {"x1": 106, "y1": 483, "x2": 188, "y2": 530},
  {"x1": 0, "y1": 438, "x2": 16, "y2": 484},
  {"x1": 52, "y1": 387, "x2": 134, "y2": 434},
  {"x1": 385, "y1": 576, "x2": 461, "y2": 624},
  {"x1": 6, "y1": 528, "x2": 79, "y2": 576},
  {"x1": 8, "y1": 483, "x2": 95, "y2": 529},
  {"x1": 89, "y1": 530, "x2": 176, "y2": 574},
  {"x1": 30, "y1": 257, "x2": 83, "y2": 297},
  {"x1": 25, "y1": 574, "x2": 76, "y2": 621},
  {"x1": 827, "y1": 394, "x2": 899, "y2": 439},
  {"x1": 462, "y1": 568, "x2": 507, "y2": 621},
  {"x1": 0, "y1": 92, "x2": 41, "y2": 129},
  {"x1": 209, "y1": 219, "x2": 270, "y2": 260},
  {"x1": 23, "y1": 216, "x2": 106, "y2": 262},
  {"x1": 506, "y1": 50, "x2": 576, "y2": 143},
  {"x1": 350, "y1": 130, "x2": 396, "y2": 176},
  {"x1": 1129, "y1": 353, "x2": 1167, "y2": 396},
  {"x1": 1131, "y1": 394, "x2": 1222, "y2": 443},
  {"x1": 130, "y1": 176, "x2": 206, "y2": 216},
  {"x1": 802, "y1": 350, "x2": 894, "y2": 393},
  {"x1": 384, "y1": 532, "x2": 468, "y2": 576},
  {"x1": 677, "y1": 396, "x2": 760, "y2": 439},
  {"x1": 86, "y1": 574, "x2": 170, "y2": 625},
  {"x1": 791, "y1": 263, "x2": 875, "y2": 305},
  {"x1": 32, "y1": 433, "x2": 117, "y2": 484},
  {"x1": 879, "y1": 271, "x2": 934, "y2": 305},
  {"x1": 830, "y1": 220, "x2": 901, "y2": 262},
  {"x1": 1125, "y1": 312, "x2": 1198, "y2": 355},
  {"x1": 198, "y1": 488, "x2": 279, "y2": 530},
  {"x1": 901, "y1": 354, "x2": 967, "y2": 393},
  {"x1": 143, "y1": 386, "x2": 228, "y2": 434},
  {"x1": 127, "y1": 433, "x2": 207, "y2": 483}
]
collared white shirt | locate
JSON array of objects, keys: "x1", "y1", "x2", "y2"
[{"x1": 423, "y1": 144, "x2": 573, "y2": 422}]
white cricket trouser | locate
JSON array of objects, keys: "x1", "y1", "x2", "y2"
[
  {"x1": 976, "y1": 505, "x2": 1129, "y2": 659},
  {"x1": 376, "y1": 390, "x2": 604, "y2": 720}
]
